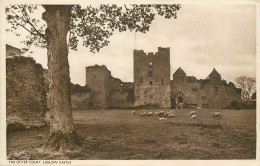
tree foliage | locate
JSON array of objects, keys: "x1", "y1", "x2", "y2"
[
  {"x1": 235, "y1": 76, "x2": 256, "y2": 101},
  {"x1": 6, "y1": 4, "x2": 181, "y2": 53},
  {"x1": 6, "y1": 5, "x2": 46, "y2": 52}
]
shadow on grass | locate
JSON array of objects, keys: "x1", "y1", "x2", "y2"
[{"x1": 166, "y1": 122, "x2": 225, "y2": 129}]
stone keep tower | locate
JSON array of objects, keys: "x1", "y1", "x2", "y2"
[
  {"x1": 85, "y1": 65, "x2": 112, "y2": 109},
  {"x1": 134, "y1": 47, "x2": 171, "y2": 108}
]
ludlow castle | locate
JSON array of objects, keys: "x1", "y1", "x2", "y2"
[
  {"x1": 72, "y1": 47, "x2": 242, "y2": 109},
  {"x1": 6, "y1": 45, "x2": 242, "y2": 120}
]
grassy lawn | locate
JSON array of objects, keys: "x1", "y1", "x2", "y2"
[{"x1": 7, "y1": 109, "x2": 256, "y2": 160}]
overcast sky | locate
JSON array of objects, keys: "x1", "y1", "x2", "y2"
[{"x1": 6, "y1": 4, "x2": 256, "y2": 86}]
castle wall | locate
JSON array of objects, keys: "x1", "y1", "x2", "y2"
[
  {"x1": 6, "y1": 44, "x2": 22, "y2": 57},
  {"x1": 134, "y1": 47, "x2": 171, "y2": 108},
  {"x1": 109, "y1": 89, "x2": 134, "y2": 109},
  {"x1": 171, "y1": 68, "x2": 242, "y2": 109},
  {"x1": 85, "y1": 65, "x2": 134, "y2": 109},
  {"x1": 71, "y1": 84, "x2": 92, "y2": 110},
  {"x1": 85, "y1": 65, "x2": 109, "y2": 109},
  {"x1": 6, "y1": 56, "x2": 47, "y2": 131}
]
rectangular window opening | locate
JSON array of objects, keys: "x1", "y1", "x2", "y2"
[{"x1": 149, "y1": 71, "x2": 153, "y2": 77}]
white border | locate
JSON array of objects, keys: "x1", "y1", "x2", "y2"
[{"x1": 0, "y1": 0, "x2": 259, "y2": 166}]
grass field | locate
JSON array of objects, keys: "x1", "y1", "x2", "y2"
[{"x1": 7, "y1": 109, "x2": 256, "y2": 160}]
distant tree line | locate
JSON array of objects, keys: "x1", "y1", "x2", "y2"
[
  {"x1": 235, "y1": 76, "x2": 256, "y2": 109},
  {"x1": 235, "y1": 76, "x2": 256, "y2": 101}
]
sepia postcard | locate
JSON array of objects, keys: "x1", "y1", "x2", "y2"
[{"x1": 0, "y1": 0, "x2": 259, "y2": 165}]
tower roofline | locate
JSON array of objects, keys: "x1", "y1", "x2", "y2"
[
  {"x1": 134, "y1": 47, "x2": 170, "y2": 56},
  {"x1": 173, "y1": 67, "x2": 186, "y2": 77},
  {"x1": 207, "y1": 68, "x2": 221, "y2": 80}
]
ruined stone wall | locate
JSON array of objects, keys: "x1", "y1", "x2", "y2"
[
  {"x1": 85, "y1": 65, "x2": 109, "y2": 109},
  {"x1": 171, "y1": 68, "x2": 242, "y2": 109},
  {"x1": 6, "y1": 44, "x2": 22, "y2": 57},
  {"x1": 71, "y1": 84, "x2": 92, "y2": 110},
  {"x1": 106, "y1": 77, "x2": 134, "y2": 109},
  {"x1": 6, "y1": 56, "x2": 47, "y2": 130},
  {"x1": 109, "y1": 89, "x2": 134, "y2": 109},
  {"x1": 85, "y1": 65, "x2": 134, "y2": 109},
  {"x1": 134, "y1": 47, "x2": 171, "y2": 108}
]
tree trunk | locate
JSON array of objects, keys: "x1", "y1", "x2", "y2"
[{"x1": 42, "y1": 5, "x2": 78, "y2": 152}]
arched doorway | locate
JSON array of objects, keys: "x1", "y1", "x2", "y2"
[
  {"x1": 178, "y1": 96, "x2": 183, "y2": 103},
  {"x1": 175, "y1": 93, "x2": 185, "y2": 109}
]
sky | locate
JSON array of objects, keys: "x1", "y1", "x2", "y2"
[{"x1": 6, "y1": 4, "x2": 257, "y2": 86}]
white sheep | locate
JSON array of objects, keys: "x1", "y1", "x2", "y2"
[
  {"x1": 140, "y1": 112, "x2": 146, "y2": 116},
  {"x1": 168, "y1": 114, "x2": 175, "y2": 118},
  {"x1": 168, "y1": 111, "x2": 173, "y2": 114},
  {"x1": 190, "y1": 115, "x2": 197, "y2": 119},
  {"x1": 155, "y1": 112, "x2": 159, "y2": 116},
  {"x1": 132, "y1": 110, "x2": 136, "y2": 115},
  {"x1": 159, "y1": 117, "x2": 167, "y2": 120},
  {"x1": 188, "y1": 111, "x2": 197, "y2": 116},
  {"x1": 147, "y1": 112, "x2": 153, "y2": 116},
  {"x1": 211, "y1": 112, "x2": 222, "y2": 118}
]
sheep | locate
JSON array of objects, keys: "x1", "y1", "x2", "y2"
[
  {"x1": 168, "y1": 111, "x2": 173, "y2": 114},
  {"x1": 155, "y1": 112, "x2": 159, "y2": 116},
  {"x1": 190, "y1": 115, "x2": 197, "y2": 119},
  {"x1": 164, "y1": 113, "x2": 169, "y2": 117},
  {"x1": 132, "y1": 110, "x2": 136, "y2": 115},
  {"x1": 188, "y1": 111, "x2": 197, "y2": 116},
  {"x1": 168, "y1": 114, "x2": 175, "y2": 118},
  {"x1": 211, "y1": 112, "x2": 222, "y2": 118},
  {"x1": 197, "y1": 107, "x2": 202, "y2": 109},
  {"x1": 157, "y1": 111, "x2": 165, "y2": 117},
  {"x1": 159, "y1": 117, "x2": 167, "y2": 120},
  {"x1": 140, "y1": 112, "x2": 147, "y2": 116},
  {"x1": 147, "y1": 112, "x2": 153, "y2": 116}
]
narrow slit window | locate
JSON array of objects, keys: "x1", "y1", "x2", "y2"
[{"x1": 149, "y1": 71, "x2": 153, "y2": 77}]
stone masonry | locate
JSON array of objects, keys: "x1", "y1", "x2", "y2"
[
  {"x1": 6, "y1": 44, "x2": 22, "y2": 57},
  {"x1": 134, "y1": 47, "x2": 171, "y2": 108},
  {"x1": 171, "y1": 67, "x2": 242, "y2": 109},
  {"x1": 6, "y1": 56, "x2": 47, "y2": 130},
  {"x1": 85, "y1": 65, "x2": 134, "y2": 109}
]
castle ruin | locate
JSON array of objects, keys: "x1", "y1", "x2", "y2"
[
  {"x1": 81, "y1": 47, "x2": 241, "y2": 109},
  {"x1": 133, "y1": 47, "x2": 242, "y2": 109},
  {"x1": 171, "y1": 67, "x2": 242, "y2": 109},
  {"x1": 6, "y1": 45, "x2": 47, "y2": 131},
  {"x1": 134, "y1": 47, "x2": 171, "y2": 108},
  {"x1": 6, "y1": 44, "x2": 242, "y2": 112},
  {"x1": 85, "y1": 65, "x2": 134, "y2": 109}
]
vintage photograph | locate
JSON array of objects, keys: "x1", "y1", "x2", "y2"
[{"x1": 1, "y1": 1, "x2": 257, "y2": 162}]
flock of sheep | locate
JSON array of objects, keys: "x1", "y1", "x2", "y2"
[{"x1": 131, "y1": 110, "x2": 222, "y2": 120}]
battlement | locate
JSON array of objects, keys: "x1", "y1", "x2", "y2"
[
  {"x1": 134, "y1": 47, "x2": 170, "y2": 57},
  {"x1": 86, "y1": 64, "x2": 108, "y2": 70}
]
